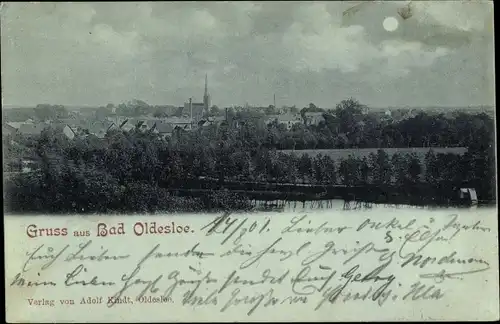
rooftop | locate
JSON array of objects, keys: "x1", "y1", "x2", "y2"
[
  {"x1": 276, "y1": 114, "x2": 302, "y2": 122},
  {"x1": 156, "y1": 123, "x2": 174, "y2": 133},
  {"x1": 18, "y1": 123, "x2": 48, "y2": 135},
  {"x1": 304, "y1": 112, "x2": 325, "y2": 117}
]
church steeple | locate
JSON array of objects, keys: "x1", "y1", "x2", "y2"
[
  {"x1": 204, "y1": 74, "x2": 208, "y2": 97},
  {"x1": 203, "y1": 73, "x2": 210, "y2": 114}
]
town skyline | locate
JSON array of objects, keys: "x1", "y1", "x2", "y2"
[
  {"x1": 1, "y1": 2, "x2": 495, "y2": 108},
  {"x1": 1, "y1": 102, "x2": 495, "y2": 111},
  {"x1": 1, "y1": 72, "x2": 495, "y2": 112}
]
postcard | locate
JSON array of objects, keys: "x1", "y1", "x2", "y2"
[{"x1": 2, "y1": 1, "x2": 498, "y2": 322}]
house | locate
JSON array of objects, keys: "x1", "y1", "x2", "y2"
[
  {"x1": 126, "y1": 119, "x2": 141, "y2": 129},
  {"x1": 303, "y1": 112, "x2": 325, "y2": 126},
  {"x1": 198, "y1": 116, "x2": 226, "y2": 128},
  {"x1": 121, "y1": 123, "x2": 135, "y2": 132},
  {"x1": 127, "y1": 119, "x2": 177, "y2": 136},
  {"x1": 85, "y1": 121, "x2": 116, "y2": 138},
  {"x1": 3, "y1": 123, "x2": 17, "y2": 137},
  {"x1": 165, "y1": 117, "x2": 193, "y2": 130},
  {"x1": 266, "y1": 114, "x2": 302, "y2": 130},
  {"x1": 276, "y1": 106, "x2": 298, "y2": 114},
  {"x1": 125, "y1": 118, "x2": 169, "y2": 133},
  {"x1": 126, "y1": 119, "x2": 149, "y2": 132},
  {"x1": 198, "y1": 120, "x2": 211, "y2": 127},
  {"x1": 155, "y1": 123, "x2": 174, "y2": 138},
  {"x1": 183, "y1": 102, "x2": 206, "y2": 123},
  {"x1": 142, "y1": 120, "x2": 157, "y2": 129},
  {"x1": 458, "y1": 188, "x2": 478, "y2": 205},
  {"x1": 18, "y1": 123, "x2": 48, "y2": 136},
  {"x1": 89, "y1": 128, "x2": 107, "y2": 139},
  {"x1": 171, "y1": 125, "x2": 190, "y2": 136},
  {"x1": 51, "y1": 118, "x2": 85, "y2": 130},
  {"x1": 6, "y1": 122, "x2": 24, "y2": 130},
  {"x1": 207, "y1": 116, "x2": 226, "y2": 124},
  {"x1": 106, "y1": 116, "x2": 129, "y2": 126},
  {"x1": 51, "y1": 123, "x2": 77, "y2": 140}
]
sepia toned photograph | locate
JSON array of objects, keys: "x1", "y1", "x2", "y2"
[{"x1": 2, "y1": 1, "x2": 498, "y2": 323}]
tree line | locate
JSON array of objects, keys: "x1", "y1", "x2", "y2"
[
  {"x1": 4, "y1": 99, "x2": 493, "y2": 152},
  {"x1": 3, "y1": 99, "x2": 495, "y2": 213},
  {"x1": 252, "y1": 99, "x2": 493, "y2": 150}
]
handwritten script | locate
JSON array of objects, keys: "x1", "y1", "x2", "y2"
[{"x1": 5, "y1": 210, "x2": 498, "y2": 322}]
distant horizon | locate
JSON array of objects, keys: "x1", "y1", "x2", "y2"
[{"x1": 1, "y1": 103, "x2": 495, "y2": 111}]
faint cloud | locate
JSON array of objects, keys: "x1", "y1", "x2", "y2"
[
  {"x1": 281, "y1": 5, "x2": 450, "y2": 78},
  {"x1": 0, "y1": 1, "x2": 493, "y2": 107},
  {"x1": 91, "y1": 24, "x2": 143, "y2": 58},
  {"x1": 413, "y1": 1, "x2": 492, "y2": 32},
  {"x1": 380, "y1": 40, "x2": 451, "y2": 77}
]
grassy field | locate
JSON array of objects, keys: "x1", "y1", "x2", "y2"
[{"x1": 279, "y1": 147, "x2": 468, "y2": 163}]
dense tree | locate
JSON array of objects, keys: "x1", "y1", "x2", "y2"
[
  {"x1": 34, "y1": 104, "x2": 68, "y2": 121},
  {"x1": 300, "y1": 103, "x2": 324, "y2": 117},
  {"x1": 321, "y1": 155, "x2": 337, "y2": 185},
  {"x1": 338, "y1": 156, "x2": 361, "y2": 186},
  {"x1": 424, "y1": 150, "x2": 439, "y2": 185},
  {"x1": 298, "y1": 154, "x2": 313, "y2": 182},
  {"x1": 210, "y1": 105, "x2": 221, "y2": 116},
  {"x1": 334, "y1": 98, "x2": 366, "y2": 134},
  {"x1": 406, "y1": 153, "x2": 422, "y2": 184},
  {"x1": 369, "y1": 150, "x2": 392, "y2": 185},
  {"x1": 3, "y1": 98, "x2": 496, "y2": 213}
]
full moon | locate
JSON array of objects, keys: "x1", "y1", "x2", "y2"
[{"x1": 383, "y1": 16, "x2": 399, "y2": 32}]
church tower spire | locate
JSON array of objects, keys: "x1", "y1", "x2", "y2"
[
  {"x1": 203, "y1": 73, "x2": 210, "y2": 114},
  {"x1": 204, "y1": 73, "x2": 208, "y2": 96}
]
